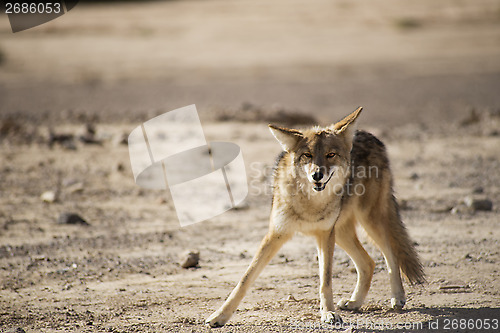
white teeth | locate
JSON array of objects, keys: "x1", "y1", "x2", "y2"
[{"x1": 313, "y1": 183, "x2": 325, "y2": 192}]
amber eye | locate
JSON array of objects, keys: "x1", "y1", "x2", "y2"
[
  {"x1": 326, "y1": 152, "x2": 336, "y2": 159},
  {"x1": 303, "y1": 152, "x2": 312, "y2": 158}
]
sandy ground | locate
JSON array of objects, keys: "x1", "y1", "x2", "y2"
[{"x1": 1, "y1": 0, "x2": 500, "y2": 332}]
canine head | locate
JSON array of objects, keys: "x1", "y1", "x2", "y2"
[{"x1": 269, "y1": 107, "x2": 362, "y2": 193}]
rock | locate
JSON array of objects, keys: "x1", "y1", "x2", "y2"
[
  {"x1": 66, "y1": 182, "x2": 84, "y2": 194},
  {"x1": 489, "y1": 129, "x2": 500, "y2": 137},
  {"x1": 61, "y1": 140, "x2": 77, "y2": 150},
  {"x1": 48, "y1": 131, "x2": 75, "y2": 149},
  {"x1": 115, "y1": 163, "x2": 125, "y2": 172},
  {"x1": 62, "y1": 178, "x2": 79, "y2": 187},
  {"x1": 57, "y1": 212, "x2": 89, "y2": 226},
  {"x1": 79, "y1": 135, "x2": 101, "y2": 145},
  {"x1": 115, "y1": 132, "x2": 129, "y2": 146},
  {"x1": 41, "y1": 191, "x2": 57, "y2": 203},
  {"x1": 472, "y1": 186, "x2": 484, "y2": 194},
  {"x1": 430, "y1": 203, "x2": 453, "y2": 213},
  {"x1": 464, "y1": 196, "x2": 493, "y2": 212},
  {"x1": 79, "y1": 123, "x2": 102, "y2": 145},
  {"x1": 179, "y1": 250, "x2": 200, "y2": 268},
  {"x1": 451, "y1": 204, "x2": 471, "y2": 215},
  {"x1": 439, "y1": 282, "x2": 469, "y2": 292},
  {"x1": 409, "y1": 172, "x2": 419, "y2": 180}
]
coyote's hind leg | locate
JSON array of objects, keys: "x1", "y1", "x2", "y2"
[{"x1": 357, "y1": 212, "x2": 406, "y2": 310}]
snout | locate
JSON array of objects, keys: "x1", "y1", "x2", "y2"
[
  {"x1": 309, "y1": 168, "x2": 335, "y2": 192},
  {"x1": 311, "y1": 171, "x2": 326, "y2": 191},
  {"x1": 312, "y1": 171, "x2": 324, "y2": 182}
]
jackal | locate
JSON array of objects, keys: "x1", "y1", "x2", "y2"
[{"x1": 206, "y1": 107, "x2": 425, "y2": 327}]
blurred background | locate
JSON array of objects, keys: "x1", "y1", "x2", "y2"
[{"x1": 1, "y1": 0, "x2": 500, "y2": 127}]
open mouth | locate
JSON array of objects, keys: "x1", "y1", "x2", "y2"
[
  {"x1": 313, "y1": 182, "x2": 326, "y2": 192},
  {"x1": 312, "y1": 171, "x2": 335, "y2": 192}
]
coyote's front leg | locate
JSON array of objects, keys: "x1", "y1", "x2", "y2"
[
  {"x1": 315, "y1": 228, "x2": 343, "y2": 324},
  {"x1": 206, "y1": 230, "x2": 292, "y2": 327}
]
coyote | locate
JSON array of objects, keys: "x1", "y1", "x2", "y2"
[{"x1": 206, "y1": 107, "x2": 425, "y2": 327}]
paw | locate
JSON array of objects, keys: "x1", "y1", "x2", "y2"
[
  {"x1": 337, "y1": 298, "x2": 361, "y2": 311},
  {"x1": 321, "y1": 311, "x2": 343, "y2": 325},
  {"x1": 390, "y1": 297, "x2": 406, "y2": 311},
  {"x1": 205, "y1": 310, "x2": 231, "y2": 328}
]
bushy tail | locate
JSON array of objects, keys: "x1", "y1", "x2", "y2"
[{"x1": 388, "y1": 195, "x2": 426, "y2": 285}]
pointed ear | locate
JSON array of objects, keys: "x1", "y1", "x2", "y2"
[
  {"x1": 331, "y1": 107, "x2": 363, "y2": 134},
  {"x1": 268, "y1": 124, "x2": 304, "y2": 151},
  {"x1": 328, "y1": 107, "x2": 363, "y2": 147}
]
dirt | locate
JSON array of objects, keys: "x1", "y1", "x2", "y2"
[{"x1": 1, "y1": 1, "x2": 500, "y2": 332}]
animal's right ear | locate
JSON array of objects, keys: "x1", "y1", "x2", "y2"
[{"x1": 268, "y1": 125, "x2": 304, "y2": 151}]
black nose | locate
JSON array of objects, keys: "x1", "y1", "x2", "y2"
[{"x1": 312, "y1": 172, "x2": 323, "y2": 182}]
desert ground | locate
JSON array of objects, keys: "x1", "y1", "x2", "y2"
[{"x1": 1, "y1": 1, "x2": 500, "y2": 332}]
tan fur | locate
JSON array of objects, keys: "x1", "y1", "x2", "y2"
[{"x1": 206, "y1": 107, "x2": 424, "y2": 327}]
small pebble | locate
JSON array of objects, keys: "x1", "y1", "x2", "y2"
[
  {"x1": 58, "y1": 212, "x2": 89, "y2": 226},
  {"x1": 115, "y1": 163, "x2": 125, "y2": 172},
  {"x1": 451, "y1": 205, "x2": 471, "y2": 215},
  {"x1": 66, "y1": 182, "x2": 84, "y2": 194},
  {"x1": 472, "y1": 186, "x2": 484, "y2": 194},
  {"x1": 179, "y1": 250, "x2": 200, "y2": 268},
  {"x1": 464, "y1": 196, "x2": 493, "y2": 212},
  {"x1": 41, "y1": 191, "x2": 57, "y2": 203}
]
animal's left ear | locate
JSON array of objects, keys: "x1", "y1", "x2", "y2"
[{"x1": 328, "y1": 107, "x2": 363, "y2": 148}]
